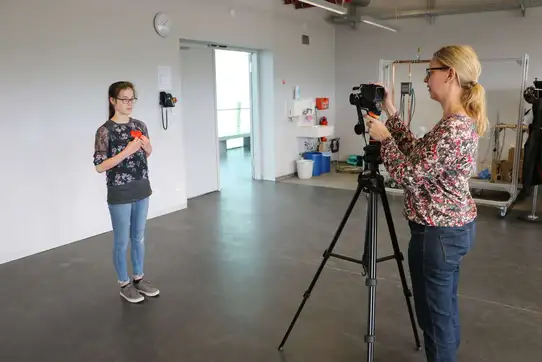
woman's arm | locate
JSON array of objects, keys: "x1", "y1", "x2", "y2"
[
  {"x1": 383, "y1": 101, "x2": 420, "y2": 156},
  {"x1": 386, "y1": 113, "x2": 420, "y2": 156},
  {"x1": 380, "y1": 117, "x2": 475, "y2": 189}
]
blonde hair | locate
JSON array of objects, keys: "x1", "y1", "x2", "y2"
[{"x1": 433, "y1": 45, "x2": 488, "y2": 136}]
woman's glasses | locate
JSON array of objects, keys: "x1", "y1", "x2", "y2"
[{"x1": 425, "y1": 67, "x2": 449, "y2": 78}]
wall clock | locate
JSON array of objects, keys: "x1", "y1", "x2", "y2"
[{"x1": 154, "y1": 12, "x2": 172, "y2": 37}]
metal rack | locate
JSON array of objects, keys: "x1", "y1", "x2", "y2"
[{"x1": 379, "y1": 54, "x2": 530, "y2": 217}]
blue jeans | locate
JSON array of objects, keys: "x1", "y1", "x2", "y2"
[
  {"x1": 408, "y1": 220, "x2": 476, "y2": 362},
  {"x1": 108, "y1": 197, "x2": 150, "y2": 284}
]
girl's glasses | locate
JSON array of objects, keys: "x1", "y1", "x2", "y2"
[{"x1": 116, "y1": 98, "x2": 138, "y2": 104}]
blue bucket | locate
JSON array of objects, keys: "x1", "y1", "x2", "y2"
[
  {"x1": 303, "y1": 152, "x2": 322, "y2": 176},
  {"x1": 321, "y1": 152, "x2": 331, "y2": 173}
]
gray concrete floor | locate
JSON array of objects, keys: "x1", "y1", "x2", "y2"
[{"x1": 1, "y1": 150, "x2": 542, "y2": 362}]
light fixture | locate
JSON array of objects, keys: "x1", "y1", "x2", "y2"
[
  {"x1": 361, "y1": 19, "x2": 398, "y2": 33},
  {"x1": 298, "y1": 0, "x2": 348, "y2": 15}
]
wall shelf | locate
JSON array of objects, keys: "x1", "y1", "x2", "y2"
[{"x1": 296, "y1": 125, "x2": 334, "y2": 138}]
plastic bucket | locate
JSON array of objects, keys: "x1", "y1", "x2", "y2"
[
  {"x1": 321, "y1": 152, "x2": 331, "y2": 173},
  {"x1": 303, "y1": 152, "x2": 322, "y2": 176},
  {"x1": 296, "y1": 159, "x2": 314, "y2": 179}
]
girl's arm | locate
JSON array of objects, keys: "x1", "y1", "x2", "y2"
[
  {"x1": 93, "y1": 126, "x2": 130, "y2": 173},
  {"x1": 136, "y1": 120, "x2": 152, "y2": 158}
]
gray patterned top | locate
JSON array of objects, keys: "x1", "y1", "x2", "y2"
[{"x1": 93, "y1": 118, "x2": 152, "y2": 204}]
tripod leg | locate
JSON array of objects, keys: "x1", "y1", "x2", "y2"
[
  {"x1": 362, "y1": 198, "x2": 371, "y2": 274},
  {"x1": 365, "y1": 190, "x2": 379, "y2": 362},
  {"x1": 378, "y1": 181, "x2": 422, "y2": 350},
  {"x1": 278, "y1": 183, "x2": 364, "y2": 351}
]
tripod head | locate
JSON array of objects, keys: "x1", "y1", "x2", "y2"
[{"x1": 350, "y1": 84, "x2": 385, "y2": 174}]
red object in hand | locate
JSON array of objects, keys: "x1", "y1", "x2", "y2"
[
  {"x1": 131, "y1": 130, "x2": 143, "y2": 138},
  {"x1": 321, "y1": 137, "x2": 328, "y2": 142}
]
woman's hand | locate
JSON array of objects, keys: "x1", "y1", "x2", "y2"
[
  {"x1": 365, "y1": 116, "x2": 392, "y2": 141},
  {"x1": 369, "y1": 82, "x2": 396, "y2": 117}
]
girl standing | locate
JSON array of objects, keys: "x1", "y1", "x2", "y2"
[{"x1": 93, "y1": 81, "x2": 160, "y2": 303}]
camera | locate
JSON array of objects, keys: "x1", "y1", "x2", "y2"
[
  {"x1": 350, "y1": 84, "x2": 385, "y2": 116},
  {"x1": 350, "y1": 84, "x2": 386, "y2": 171},
  {"x1": 350, "y1": 84, "x2": 384, "y2": 137}
]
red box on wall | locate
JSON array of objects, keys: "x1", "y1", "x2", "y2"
[{"x1": 316, "y1": 97, "x2": 329, "y2": 110}]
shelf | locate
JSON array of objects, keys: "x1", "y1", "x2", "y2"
[{"x1": 296, "y1": 125, "x2": 334, "y2": 138}]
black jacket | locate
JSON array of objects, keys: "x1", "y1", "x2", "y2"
[{"x1": 522, "y1": 98, "x2": 542, "y2": 188}]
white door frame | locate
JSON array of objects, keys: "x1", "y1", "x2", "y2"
[
  {"x1": 179, "y1": 39, "x2": 263, "y2": 188},
  {"x1": 249, "y1": 52, "x2": 261, "y2": 181}
]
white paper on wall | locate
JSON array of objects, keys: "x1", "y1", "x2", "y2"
[{"x1": 158, "y1": 66, "x2": 172, "y2": 91}]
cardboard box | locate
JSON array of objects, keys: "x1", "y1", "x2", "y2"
[
  {"x1": 501, "y1": 160, "x2": 523, "y2": 183},
  {"x1": 507, "y1": 147, "x2": 524, "y2": 163},
  {"x1": 491, "y1": 160, "x2": 505, "y2": 182}
]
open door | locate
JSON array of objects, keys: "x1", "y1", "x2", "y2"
[{"x1": 181, "y1": 47, "x2": 220, "y2": 199}]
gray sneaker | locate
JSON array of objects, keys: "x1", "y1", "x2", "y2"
[
  {"x1": 134, "y1": 279, "x2": 160, "y2": 297},
  {"x1": 120, "y1": 283, "x2": 144, "y2": 303}
]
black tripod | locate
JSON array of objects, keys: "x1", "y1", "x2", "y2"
[{"x1": 277, "y1": 142, "x2": 421, "y2": 361}]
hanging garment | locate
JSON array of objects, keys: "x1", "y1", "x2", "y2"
[{"x1": 522, "y1": 98, "x2": 542, "y2": 188}]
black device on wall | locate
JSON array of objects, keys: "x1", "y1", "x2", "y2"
[{"x1": 159, "y1": 91, "x2": 177, "y2": 130}]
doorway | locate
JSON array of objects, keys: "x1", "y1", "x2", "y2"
[
  {"x1": 214, "y1": 49, "x2": 255, "y2": 189},
  {"x1": 180, "y1": 39, "x2": 266, "y2": 200}
]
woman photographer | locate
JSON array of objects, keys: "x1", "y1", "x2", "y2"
[{"x1": 366, "y1": 45, "x2": 487, "y2": 362}]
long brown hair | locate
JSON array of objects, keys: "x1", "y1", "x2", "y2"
[
  {"x1": 108, "y1": 81, "x2": 136, "y2": 119},
  {"x1": 433, "y1": 45, "x2": 488, "y2": 136}
]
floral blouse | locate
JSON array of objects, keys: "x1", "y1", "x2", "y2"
[
  {"x1": 93, "y1": 118, "x2": 152, "y2": 204},
  {"x1": 380, "y1": 112, "x2": 478, "y2": 227}
]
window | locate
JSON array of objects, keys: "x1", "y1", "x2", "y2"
[{"x1": 214, "y1": 49, "x2": 252, "y2": 139}]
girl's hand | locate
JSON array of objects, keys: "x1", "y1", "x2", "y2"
[
  {"x1": 124, "y1": 138, "x2": 142, "y2": 155},
  {"x1": 140, "y1": 135, "x2": 151, "y2": 149},
  {"x1": 139, "y1": 135, "x2": 152, "y2": 156}
]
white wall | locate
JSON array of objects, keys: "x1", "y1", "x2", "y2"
[
  {"x1": 335, "y1": 9, "x2": 541, "y2": 171},
  {"x1": 0, "y1": 0, "x2": 336, "y2": 264}
]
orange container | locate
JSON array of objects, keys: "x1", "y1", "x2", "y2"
[{"x1": 316, "y1": 97, "x2": 329, "y2": 110}]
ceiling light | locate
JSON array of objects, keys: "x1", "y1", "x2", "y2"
[
  {"x1": 361, "y1": 19, "x2": 398, "y2": 32},
  {"x1": 298, "y1": 0, "x2": 348, "y2": 15}
]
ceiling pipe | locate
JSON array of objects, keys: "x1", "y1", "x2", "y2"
[
  {"x1": 374, "y1": 2, "x2": 541, "y2": 20},
  {"x1": 327, "y1": 0, "x2": 371, "y2": 21}
]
